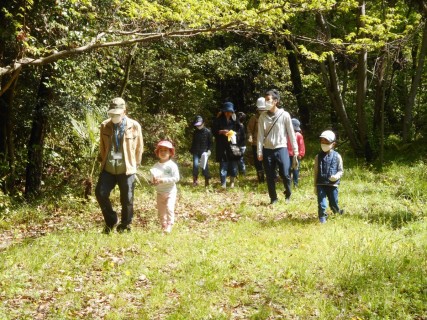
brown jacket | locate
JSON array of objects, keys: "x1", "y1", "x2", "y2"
[{"x1": 98, "y1": 117, "x2": 143, "y2": 175}]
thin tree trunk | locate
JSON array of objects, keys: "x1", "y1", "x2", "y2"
[
  {"x1": 118, "y1": 44, "x2": 138, "y2": 97},
  {"x1": 0, "y1": 76, "x2": 18, "y2": 193},
  {"x1": 373, "y1": 52, "x2": 388, "y2": 168},
  {"x1": 316, "y1": 12, "x2": 362, "y2": 155},
  {"x1": 25, "y1": 66, "x2": 52, "y2": 199},
  {"x1": 284, "y1": 38, "x2": 310, "y2": 131},
  {"x1": 403, "y1": 20, "x2": 427, "y2": 141},
  {"x1": 355, "y1": 0, "x2": 373, "y2": 161}
]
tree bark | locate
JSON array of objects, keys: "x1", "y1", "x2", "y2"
[
  {"x1": 316, "y1": 12, "x2": 362, "y2": 155},
  {"x1": 25, "y1": 65, "x2": 52, "y2": 199},
  {"x1": 355, "y1": 0, "x2": 373, "y2": 161},
  {"x1": 402, "y1": 20, "x2": 427, "y2": 141},
  {"x1": 284, "y1": 37, "x2": 310, "y2": 131}
]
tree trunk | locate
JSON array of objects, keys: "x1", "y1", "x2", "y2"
[
  {"x1": 402, "y1": 20, "x2": 427, "y2": 141},
  {"x1": 25, "y1": 66, "x2": 52, "y2": 199},
  {"x1": 118, "y1": 44, "x2": 138, "y2": 97},
  {"x1": 316, "y1": 12, "x2": 362, "y2": 155},
  {"x1": 284, "y1": 38, "x2": 310, "y2": 131},
  {"x1": 355, "y1": 0, "x2": 373, "y2": 162},
  {"x1": 373, "y1": 52, "x2": 389, "y2": 167},
  {"x1": 0, "y1": 76, "x2": 19, "y2": 193}
]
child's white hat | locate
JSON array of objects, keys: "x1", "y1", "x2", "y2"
[{"x1": 320, "y1": 130, "x2": 336, "y2": 142}]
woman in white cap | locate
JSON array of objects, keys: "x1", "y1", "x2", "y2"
[{"x1": 247, "y1": 97, "x2": 267, "y2": 183}]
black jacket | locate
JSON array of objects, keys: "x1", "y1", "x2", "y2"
[
  {"x1": 190, "y1": 127, "x2": 212, "y2": 156},
  {"x1": 212, "y1": 114, "x2": 245, "y2": 162}
]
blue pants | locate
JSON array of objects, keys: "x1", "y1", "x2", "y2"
[
  {"x1": 220, "y1": 161, "x2": 238, "y2": 185},
  {"x1": 289, "y1": 156, "x2": 300, "y2": 187},
  {"x1": 317, "y1": 185, "x2": 340, "y2": 219},
  {"x1": 192, "y1": 154, "x2": 210, "y2": 178},
  {"x1": 95, "y1": 170, "x2": 136, "y2": 228},
  {"x1": 262, "y1": 147, "x2": 292, "y2": 202},
  {"x1": 238, "y1": 147, "x2": 246, "y2": 174}
]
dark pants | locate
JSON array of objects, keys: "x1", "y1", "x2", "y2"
[
  {"x1": 251, "y1": 145, "x2": 264, "y2": 172},
  {"x1": 262, "y1": 147, "x2": 292, "y2": 202},
  {"x1": 95, "y1": 170, "x2": 136, "y2": 228}
]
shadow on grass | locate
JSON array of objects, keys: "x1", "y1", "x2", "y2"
[{"x1": 355, "y1": 209, "x2": 424, "y2": 230}]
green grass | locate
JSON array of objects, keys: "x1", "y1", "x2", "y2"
[{"x1": 0, "y1": 159, "x2": 426, "y2": 319}]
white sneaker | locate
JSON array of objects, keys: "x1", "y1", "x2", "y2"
[{"x1": 165, "y1": 224, "x2": 172, "y2": 233}]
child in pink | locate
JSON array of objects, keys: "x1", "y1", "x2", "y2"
[
  {"x1": 150, "y1": 140, "x2": 180, "y2": 233},
  {"x1": 287, "y1": 118, "x2": 305, "y2": 187}
]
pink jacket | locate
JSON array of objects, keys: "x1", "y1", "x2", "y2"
[{"x1": 288, "y1": 132, "x2": 305, "y2": 157}]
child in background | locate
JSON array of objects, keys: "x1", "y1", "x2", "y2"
[
  {"x1": 314, "y1": 130, "x2": 344, "y2": 223},
  {"x1": 150, "y1": 140, "x2": 180, "y2": 233},
  {"x1": 287, "y1": 118, "x2": 305, "y2": 187},
  {"x1": 189, "y1": 115, "x2": 212, "y2": 187}
]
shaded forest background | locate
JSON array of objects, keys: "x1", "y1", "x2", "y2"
[{"x1": 1, "y1": 0, "x2": 427, "y2": 201}]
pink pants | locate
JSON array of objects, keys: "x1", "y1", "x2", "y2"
[{"x1": 156, "y1": 190, "x2": 177, "y2": 228}]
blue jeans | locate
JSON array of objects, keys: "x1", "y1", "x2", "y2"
[
  {"x1": 95, "y1": 170, "x2": 136, "y2": 228},
  {"x1": 289, "y1": 156, "x2": 300, "y2": 186},
  {"x1": 192, "y1": 154, "x2": 210, "y2": 178},
  {"x1": 317, "y1": 185, "x2": 340, "y2": 219},
  {"x1": 238, "y1": 146, "x2": 246, "y2": 174},
  {"x1": 262, "y1": 147, "x2": 292, "y2": 202},
  {"x1": 220, "y1": 161, "x2": 238, "y2": 185}
]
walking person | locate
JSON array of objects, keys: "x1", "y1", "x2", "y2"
[
  {"x1": 212, "y1": 101, "x2": 245, "y2": 188},
  {"x1": 150, "y1": 140, "x2": 180, "y2": 233},
  {"x1": 257, "y1": 89, "x2": 298, "y2": 204},
  {"x1": 95, "y1": 97, "x2": 144, "y2": 233},
  {"x1": 237, "y1": 111, "x2": 247, "y2": 176},
  {"x1": 287, "y1": 118, "x2": 305, "y2": 187},
  {"x1": 247, "y1": 97, "x2": 267, "y2": 183},
  {"x1": 189, "y1": 115, "x2": 213, "y2": 187},
  {"x1": 314, "y1": 130, "x2": 344, "y2": 223}
]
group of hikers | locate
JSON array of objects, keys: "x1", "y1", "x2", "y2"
[{"x1": 95, "y1": 90, "x2": 344, "y2": 234}]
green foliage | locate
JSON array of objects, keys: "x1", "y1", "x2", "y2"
[{"x1": 139, "y1": 111, "x2": 188, "y2": 159}]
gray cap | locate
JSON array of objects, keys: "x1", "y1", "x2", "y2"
[{"x1": 108, "y1": 97, "x2": 126, "y2": 115}]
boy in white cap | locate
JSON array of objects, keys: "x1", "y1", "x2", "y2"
[
  {"x1": 314, "y1": 130, "x2": 344, "y2": 223},
  {"x1": 95, "y1": 97, "x2": 144, "y2": 233}
]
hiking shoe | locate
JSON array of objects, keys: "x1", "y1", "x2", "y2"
[{"x1": 116, "y1": 224, "x2": 131, "y2": 233}]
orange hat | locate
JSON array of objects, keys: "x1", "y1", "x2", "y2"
[{"x1": 155, "y1": 140, "x2": 175, "y2": 157}]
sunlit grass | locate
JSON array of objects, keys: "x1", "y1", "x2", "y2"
[{"x1": 0, "y1": 159, "x2": 426, "y2": 319}]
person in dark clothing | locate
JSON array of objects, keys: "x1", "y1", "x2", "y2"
[
  {"x1": 212, "y1": 102, "x2": 245, "y2": 188},
  {"x1": 189, "y1": 115, "x2": 213, "y2": 187}
]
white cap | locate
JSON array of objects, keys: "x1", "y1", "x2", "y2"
[
  {"x1": 256, "y1": 97, "x2": 266, "y2": 110},
  {"x1": 320, "y1": 130, "x2": 336, "y2": 142}
]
